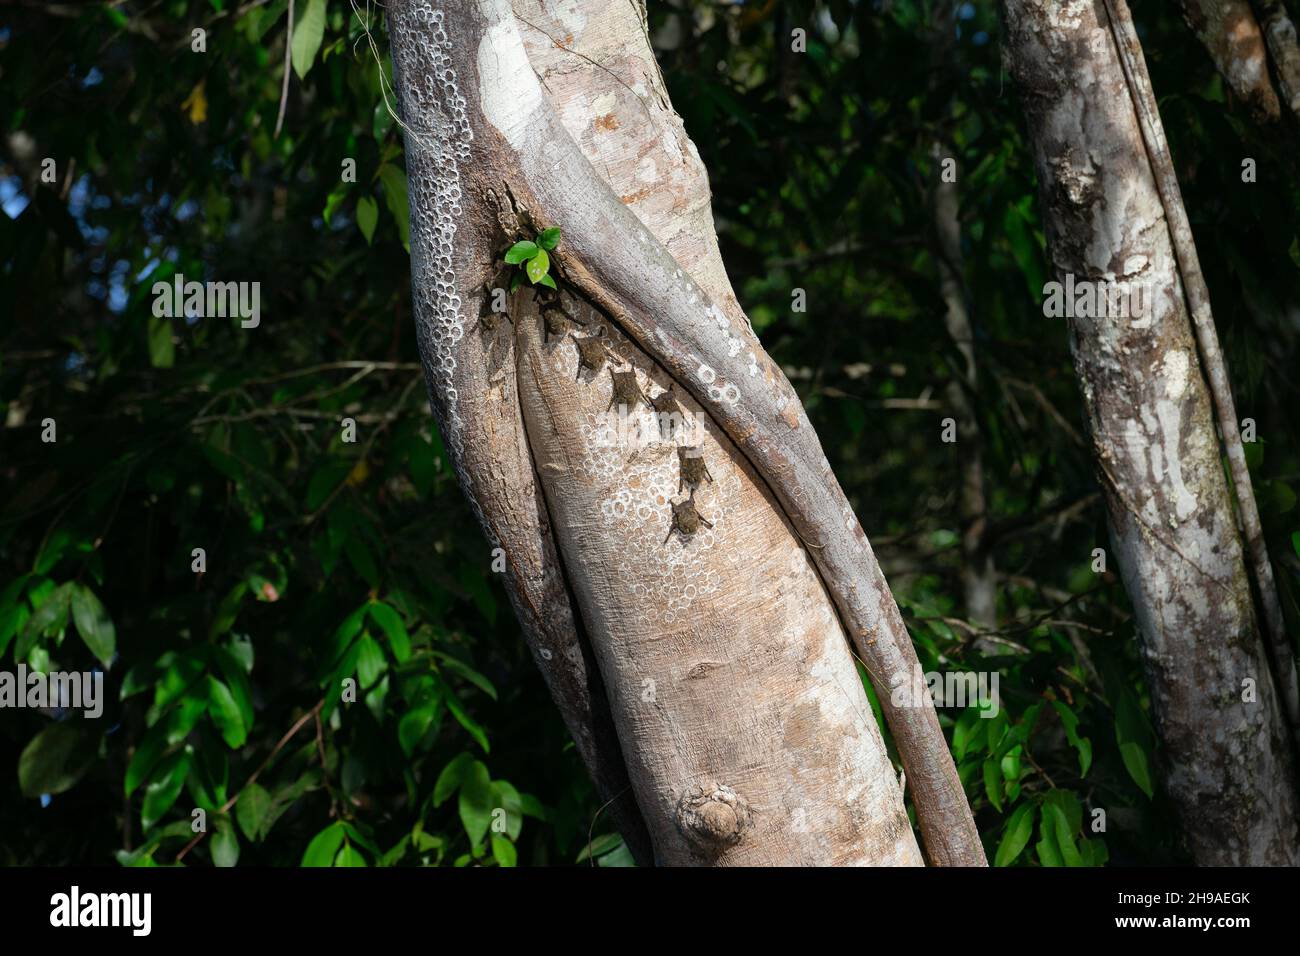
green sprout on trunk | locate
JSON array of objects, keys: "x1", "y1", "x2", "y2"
[{"x1": 504, "y1": 227, "x2": 561, "y2": 293}]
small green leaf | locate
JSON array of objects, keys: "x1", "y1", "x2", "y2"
[
  {"x1": 302, "y1": 822, "x2": 346, "y2": 867},
  {"x1": 207, "y1": 676, "x2": 247, "y2": 748},
  {"x1": 125, "y1": 724, "x2": 169, "y2": 797},
  {"x1": 433, "y1": 752, "x2": 473, "y2": 807},
  {"x1": 458, "y1": 761, "x2": 493, "y2": 846},
  {"x1": 19, "y1": 722, "x2": 98, "y2": 797},
  {"x1": 356, "y1": 196, "x2": 378, "y2": 244},
  {"x1": 368, "y1": 602, "x2": 411, "y2": 663},
  {"x1": 1045, "y1": 803, "x2": 1084, "y2": 867},
  {"x1": 525, "y1": 248, "x2": 550, "y2": 284},
  {"x1": 994, "y1": 801, "x2": 1035, "y2": 867},
  {"x1": 211, "y1": 814, "x2": 240, "y2": 867},
  {"x1": 398, "y1": 702, "x2": 438, "y2": 757},
  {"x1": 71, "y1": 585, "x2": 115, "y2": 667},
  {"x1": 235, "y1": 782, "x2": 274, "y2": 842},
  {"x1": 537, "y1": 273, "x2": 557, "y2": 290},
  {"x1": 18, "y1": 582, "x2": 73, "y2": 661},
  {"x1": 982, "y1": 759, "x2": 1003, "y2": 812},
  {"x1": 433, "y1": 651, "x2": 497, "y2": 700},
  {"x1": 354, "y1": 634, "x2": 386, "y2": 689},
  {"x1": 504, "y1": 241, "x2": 538, "y2": 265},
  {"x1": 537, "y1": 227, "x2": 561, "y2": 251},
  {"x1": 335, "y1": 843, "x2": 368, "y2": 866},
  {"x1": 1035, "y1": 818, "x2": 1064, "y2": 867},
  {"x1": 489, "y1": 780, "x2": 524, "y2": 840},
  {"x1": 491, "y1": 834, "x2": 517, "y2": 867},
  {"x1": 1119, "y1": 741, "x2": 1154, "y2": 798},
  {"x1": 444, "y1": 686, "x2": 490, "y2": 752},
  {"x1": 576, "y1": 832, "x2": 623, "y2": 863},
  {"x1": 290, "y1": 0, "x2": 327, "y2": 80},
  {"x1": 518, "y1": 793, "x2": 547, "y2": 821},
  {"x1": 141, "y1": 751, "x2": 189, "y2": 831}
]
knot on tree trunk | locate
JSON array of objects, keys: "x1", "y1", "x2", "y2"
[{"x1": 675, "y1": 783, "x2": 752, "y2": 853}]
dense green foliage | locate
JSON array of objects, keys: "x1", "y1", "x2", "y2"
[{"x1": 2, "y1": 1, "x2": 1298, "y2": 867}]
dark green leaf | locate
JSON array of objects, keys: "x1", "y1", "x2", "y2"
[{"x1": 70, "y1": 585, "x2": 115, "y2": 667}]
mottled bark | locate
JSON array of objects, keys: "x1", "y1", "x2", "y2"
[
  {"x1": 1001, "y1": 0, "x2": 1300, "y2": 864},
  {"x1": 1178, "y1": 0, "x2": 1281, "y2": 120},
  {"x1": 1254, "y1": 0, "x2": 1300, "y2": 115},
  {"x1": 1104, "y1": 0, "x2": 1299, "y2": 736},
  {"x1": 386, "y1": 0, "x2": 969, "y2": 864}
]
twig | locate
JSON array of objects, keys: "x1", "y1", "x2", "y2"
[
  {"x1": 175, "y1": 699, "x2": 325, "y2": 863},
  {"x1": 275, "y1": 0, "x2": 294, "y2": 139}
]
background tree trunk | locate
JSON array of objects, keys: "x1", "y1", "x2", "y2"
[
  {"x1": 1178, "y1": 0, "x2": 1284, "y2": 121},
  {"x1": 931, "y1": 2, "x2": 997, "y2": 635},
  {"x1": 386, "y1": 0, "x2": 971, "y2": 864},
  {"x1": 1001, "y1": 0, "x2": 1300, "y2": 865}
]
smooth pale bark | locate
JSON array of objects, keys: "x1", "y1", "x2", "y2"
[
  {"x1": 509, "y1": 1, "x2": 915, "y2": 864},
  {"x1": 386, "y1": 0, "x2": 965, "y2": 863},
  {"x1": 515, "y1": 300, "x2": 919, "y2": 865},
  {"x1": 1001, "y1": 0, "x2": 1300, "y2": 865}
]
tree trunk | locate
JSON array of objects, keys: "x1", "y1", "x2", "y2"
[
  {"x1": 1254, "y1": 1, "x2": 1300, "y2": 115},
  {"x1": 1176, "y1": 0, "x2": 1300, "y2": 121},
  {"x1": 931, "y1": 3, "x2": 997, "y2": 634},
  {"x1": 385, "y1": 0, "x2": 980, "y2": 864},
  {"x1": 1177, "y1": 0, "x2": 1283, "y2": 121},
  {"x1": 1001, "y1": 0, "x2": 1300, "y2": 865}
]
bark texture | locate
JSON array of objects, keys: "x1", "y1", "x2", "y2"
[
  {"x1": 1001, "y1": 0, "x2": 1300, "y2": 865},
  {"x1": 515, "y1": 303, "x2": 920, "y2": 865},
  {"x1": 1254, "y1": 0, "x2": 1300, "y2": 115},
  {"x1": 1178, "y1": 0, "x2": 1282, "y2": 120},
  {"x1": 1103, "y1": 0, "x2": 1299, "y2": 737},
  {"x1": 383, "y1": 0, "x2": 651, "y2": 860},
  {"x1": 386, "y1": 0, "x2": 957, "y2": 864}
]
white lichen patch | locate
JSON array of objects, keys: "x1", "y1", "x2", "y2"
[{"x1": 1162, "y1": 349, "x2": 1190, "y2": 400}]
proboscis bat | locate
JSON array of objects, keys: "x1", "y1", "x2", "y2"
[
  {"x1": 677, "y1": 445, "x2": 714, "y2": 492},
  {"x1": 572, "y1": 331, "x2": 609, "y2": 381},
  {"x1": 663, "y1": 492, "x2": 713, "y2": 544},
  {"x1": 607, "y1": 368, "x2": 649, "y2": 412},
  {"x1": 537, "y1": 286, "x2": 578, "y2": 344},
  {"x1": 649, "y1": 386, "x2": 686, "y2": 438},
  {"x1": 476, "y1": 286, "x2": 512, "y2": 379}
]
